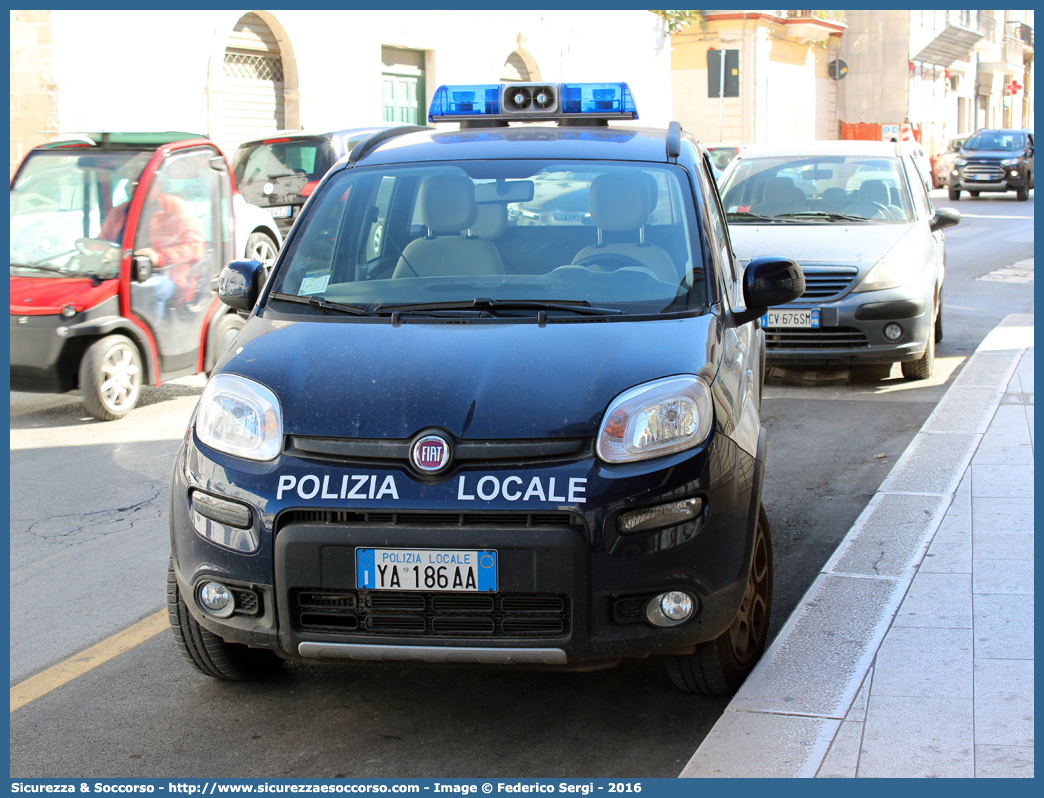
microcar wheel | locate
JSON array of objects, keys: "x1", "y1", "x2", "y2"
[
  {"x1": 79, "y1": 334, "x2": 143, "y2": 420},
  {"x1": 902, "y1": 320, "x2": 935, "y2": 380},
  {"x1": 245, "y1": 231, "x2": 279, "y2": 271},
  {"x1": 167, "y1": 558, "x2": 282, "y2": 681},
  {"x1": 948, "y1": 189, "x2": 960, "y2": 201},
  {"x1": 665, "y1": 504, "x2": 772, "y2": 695}
]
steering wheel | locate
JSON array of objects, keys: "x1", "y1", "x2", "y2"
[
  {"x1": 572, "y1": 253, "x2": 651, "y2": 272},
  {"x1": 843, "y1": 202, "x2": 889, "y2": 220}
]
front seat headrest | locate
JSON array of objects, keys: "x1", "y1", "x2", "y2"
[
  {"x1": 588, "y1": 173, "x2": 653, "y2": 231},
  {"x1": 418, "y1": 174, "x2": 478, "y2": 233}
]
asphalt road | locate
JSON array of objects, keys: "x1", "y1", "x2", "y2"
[{"x1": 9, "y1": 190, "x2": 1033, "y2": 778}]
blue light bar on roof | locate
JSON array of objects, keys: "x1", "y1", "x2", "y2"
[
  {"x1": 429, "y1": 85, "x2": 501, "y2": 119},
  {"x1": 560, "y1": 83, "x2": 637, "y2": 116},
  {"x1": 428, "y1": 82, "x2": 638, "y2": 123}
]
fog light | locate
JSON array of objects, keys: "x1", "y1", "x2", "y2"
[
  {"x1": 884, "y1": 323, "x2": 903, "y2": 341},
  {"x1": 1011, "y1": 170, "x2": 1019, "y2": 177},
  {"x1": 618, "y1": 497, "x2": 703, "y2": 534},
  {"x1": 56, "y1": 326, "x2": 69, "y2": 337},
  {"x1": 645, "y1": 590, "x2": 697, "y2": 627},
  {"x1": 199, "y1": 582, "x2": 234, "y2": 617}
]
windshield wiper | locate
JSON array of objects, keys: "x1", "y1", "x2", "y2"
[
  {"x1": 774, "y1": 211, "x2": 873, "y2": 223},
  {"x1": 268, "y1": 291, "x2": 369, "y2": 316},
  {"x1": 11, "y1": 262, "x2": 102, "y2": 286},
  {"x1": 374, "y1": 298, "x2": 627, "y2": 317},
  {"x1": 725, "y1": 211, "x2": 784, "y2": 222}
]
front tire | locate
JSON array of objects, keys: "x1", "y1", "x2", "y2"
[
  {"x1": 167, "y1": 559, "x2": 282, "y2": 681},
  {"x1": 902, "y1": 319, "x2": 935, "y2": 380},
  {"x1": 935, "y1": 295, "x2": 944, "y2": 344},
  {"x1": 665, "y1": 504, "x2": 772, "y2": 695},
  {"x1": 948, "y1": 188, "x2": 960, "y2": 201},
  {"x1": 1016, "y1": 185, "x2": 1028, "y2": 201},
  {"x1": 213, "y1": 312, "x2": 244, "y2": 358},
  {"x1": 79, "y1": 334, "x2": 143, "y2": 420}
]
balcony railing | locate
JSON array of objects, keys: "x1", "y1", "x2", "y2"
[
  {"x1": 785, "y1": 10, "x2": 847, "y2": 26},
  {"x1": 979, "y1": 11, "x2": 998, "y2": 44}
]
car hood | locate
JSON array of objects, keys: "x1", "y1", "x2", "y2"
[
  {"x1": 214, "y1": 314, "x2": 719, "y2": 440},
  {"x1": 728, "y1": 222, "x2": 914, "y2": 268}
]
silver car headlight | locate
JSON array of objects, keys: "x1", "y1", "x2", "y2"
[
  {"x1": 597, "y1": 376, "x2": 713, "y2": 463},
  {"x1": 853, "y1": 259, "x2": 917, "y2": 293},
  {"x1": 955, "y1": 157, "x2": 968, "y2": 166},
  {"x1": 195, "y1": 374, "x2": 283, "y2": 461},
  {"x1": 1000, "y1": 157, "x2": 1020, "y2": 166}
]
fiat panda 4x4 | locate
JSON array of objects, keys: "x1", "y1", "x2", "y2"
[{"x1": 167, "y1": 82, "x2": 804, "y2": 694}]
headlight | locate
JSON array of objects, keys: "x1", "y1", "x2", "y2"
[
  {"x1": 955, "y1": 157, "x2": 967, "y2": 166},
  {"x1": 597, "y1": 376, "x2": 713, "y2": 463},
  {"x1": 853, "y1": 259, "x2": 917, "y2": 293},
  {"x1": 195, "y1": 374, "x2": 283, "y2": 461},
  {"x1": 1000, "y1": 157, "x2": 1020, "y2": 166}
]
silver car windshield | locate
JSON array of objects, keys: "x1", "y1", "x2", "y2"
[
  {"x1": 269, "y1": 160, "x2": 705, "y2": 315},
  {"x1": 720, "y1": 155, "x2": 915, "y2": 224}
]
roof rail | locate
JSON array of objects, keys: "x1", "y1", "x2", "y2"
[{"x1": 347, "y1": 125, "x2": 431, "y2": 165}]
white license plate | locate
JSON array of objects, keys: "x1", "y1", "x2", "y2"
[
  {"x1": 266, "y1": 205, "x2": 292, "y2": 218},
  {"x1": 762, "y1": 309, "x2": 820, "y2": 328},
  {"x1": 356, "y1": 548, "x2": 498, "y2": 592}
]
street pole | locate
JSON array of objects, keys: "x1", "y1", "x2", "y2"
[{"x1": 719, "y1": 52, "x2": 725, "y2": 141}]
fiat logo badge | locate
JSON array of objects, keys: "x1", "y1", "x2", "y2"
[{"x1": 412, "y1": 434, "x2": 451, "y2": 473}]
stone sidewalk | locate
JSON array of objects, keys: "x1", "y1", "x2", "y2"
[{"x1": 681, "y1": 313, "x2": 1034, "y2": 778}]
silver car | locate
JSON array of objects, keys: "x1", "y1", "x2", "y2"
[{"x1": 718, "y1": 140, "x2": 960, "y2": 379}]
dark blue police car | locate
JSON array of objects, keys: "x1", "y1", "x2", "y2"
[{"x1": 167, "y1": 81, "x2": 805, "y2": 693}]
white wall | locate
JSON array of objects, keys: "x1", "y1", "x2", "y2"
[{"x1": 44, "y1": 9, "x2": 673, "y2": 154}]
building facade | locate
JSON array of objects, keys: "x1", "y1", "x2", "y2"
[
  {"x1": 10, "y1": 9, "x2": 673, "y2": 178},
  {"x1": 670, "y1": 10, "x2": 847, "y2": 146},
  {"x1": 838, "y1": 9, "x2": 1033, "y2": 156}
]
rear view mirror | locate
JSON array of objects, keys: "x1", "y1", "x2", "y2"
[
  {"x1": 475, "y1": 180, "x2": 535, "y2": 204},
  {"x1": 218, "y1": 259, "x2": 266, "y2": 312},
  {"x1": 734, "y1": 256, "x2": 805, "y2": 326},
  {"x1": 930, "y1": 207, "x2": 960, "y2": 232}
]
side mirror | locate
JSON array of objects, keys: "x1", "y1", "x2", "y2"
[
  {"x1": 929, "y1": 207, "x2": 960, "y2": 232},
  {"x1": 132, "y1": 255, "x2": 153, "y2": 283},
  {"x1": 734, "y1": 256, "x2": 805, "y2": 327},
  {"x1": 218, "y1": 259, "x2": 265, "y2": 312}
]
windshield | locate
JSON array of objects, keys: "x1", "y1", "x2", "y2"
[
  {"x1": 963, "y1": 131, "x2": 1025, "y2": 152},
  {"x1": 719, "y1": 155, "x2": 916, "y2": 223},
  {"x1": 268, "y1": 160, "x2": 704, "y2": 316},
  {"x1": 10, "y1": 149, "x2": 151, "y2": 280}
]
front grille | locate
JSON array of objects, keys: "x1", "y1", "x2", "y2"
[
  {"x1": 961, "y1": 164, "x2": 1004, "y2": 181},
  {"x1": 798, "y1": 268, "x2": 857, "y2": 300},
  {"x1": 291, "y1": 589, "x2": 571, "y2": 638},
  {"x1": 764, "y1": 326, "x2": 869, "y2": 350},
  {"x1": 285, "y1": 434, "x2": 593, "y2": 473},
  {"x1": 276, "y1": 509, "x2": 580, "y2": 534}
]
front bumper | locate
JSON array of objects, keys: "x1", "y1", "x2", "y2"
[
  {"x1": 950, "y1": 166, "x2": 1027, "y2": 193},
  {"x1": 763, "y1": 286, "x2": 934, "y2": 367},
  {"x1": 170, "y1": 425, "x2": 764, "y2": 667}
]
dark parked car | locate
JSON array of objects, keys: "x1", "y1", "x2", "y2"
[
  {"x1": 167, "y1": 80, "x2": 805, "y2": 694},
  {"x1": 231, "y1": 126, "x2": 412, "y2": 235},
  {"x1": 948, "y1": 128, "x2": 1034, "y2": 201},
  {"x1": 719, "y1": 140, "x2": 960, "y2": 379}
]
